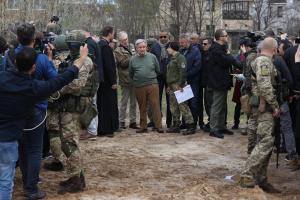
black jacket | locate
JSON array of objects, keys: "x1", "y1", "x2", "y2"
[
  {"x1": 273, "y1": 55, "x2": 293, "y2": 90},
  {"x1": 206, "y1": 42, "x2": 240, "y2": 90},
  {"x1": 0, "y1": 66, "x2": 78, "y2": 142},
  {"x1": 201, "y1": 50, "x2": 210, "y2": 87},
  {"x1": 98, "y1": 39, "x2": 117, "y2": 86},
  {"x1": 150, "y1": 42, "x2": 170, "y2": 77},
  {"x1": 283, "y1": 45, "x2": 300, "y2": 92}
]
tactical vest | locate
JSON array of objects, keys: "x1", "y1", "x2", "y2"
[
  {"x1": 49, "y1": 55, "x2": 99, "y2": 113},
  {"x1": 59, "y1": 55, "x2": 99, "y2": 98}
]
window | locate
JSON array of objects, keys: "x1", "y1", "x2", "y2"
[
  {"x1": 34, "y1": 0, "x2": 46, "y2": 10},
  {"x1": 170, "y1": 0, "x2": 178, "y2": 11},
  {"x1": 7, "y1": 0, "x2": 20, "y2": 10},
  {"x1": 206, "y1": 0, "x2": 215, "y2": 12},
  {"x1": 206, "y1": 25, "x2": 215, "y2": 36},
  {"x1": 277, "y1": 6, "x2": 283, "y2": 18},
  {"x1": 222, "y1": 1, "x2": 250, "y2": 20}
]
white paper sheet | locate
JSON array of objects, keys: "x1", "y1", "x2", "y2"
[{"x1": 174, "y1": 85, "x2": 194, "y2": 104}]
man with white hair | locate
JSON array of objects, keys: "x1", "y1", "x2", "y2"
[
  {"x1": 129, "y1": 39, "x2": 164, "y2": 133},
  {"x1": 179, "y1": 33, "x2": 202, "y2": 134},
  {"x1": 240, "y1": 37, "x2": 281, "y2": 193},
  {"x1": 114, "y1": 31, "x2": 138, "y2": 129}
]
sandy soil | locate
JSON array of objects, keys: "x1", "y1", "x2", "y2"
[{"x1": 13, "y1": 127, "x2": 300, "y2": 200}]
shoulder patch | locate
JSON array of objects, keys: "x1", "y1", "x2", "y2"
[
  {"x1": 260, "y1": 65, "x2": 270, "y2": 76},
  {"x1": 181, "y1": 62, "x2": 186, "y2": 69}
]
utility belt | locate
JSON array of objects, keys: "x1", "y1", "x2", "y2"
[
  {"x1": 48, "y1": 94, "x2": 98, "y2": 129},
  {"x1": 48, "y1": 95, "x2": 86, "y2": 113},
  {"x1": 249, "y1": 95, "x2": 273, "y2": 113}
]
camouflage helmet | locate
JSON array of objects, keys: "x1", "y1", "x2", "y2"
[
  {"x1": 52, "y1": 35, "x2": 68, "y2": 51},
  {"x1": 65, "y1": 30, "x2": 86, "y2": 44}
]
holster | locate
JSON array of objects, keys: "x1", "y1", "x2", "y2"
[{"x1": 240, "y1": 94, "x2": 251, "y2": 114}]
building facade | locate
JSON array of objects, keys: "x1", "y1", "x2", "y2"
[{"x1": 159, "y1": 0, "x2": 254, "y2": 49}]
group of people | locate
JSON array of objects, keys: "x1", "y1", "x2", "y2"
[{"x1": 0, "y1": 15, "x2": 300, "y2": 199}]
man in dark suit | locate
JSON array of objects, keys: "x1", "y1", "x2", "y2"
[
  {"x1": 207, "y1": 29, "x2": 240, "y2": 139},
  {"x1": 97, "y1": 26, "x2": 119, "y2": 137}
]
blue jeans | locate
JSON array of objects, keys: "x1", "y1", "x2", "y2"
[
  {"x1": 0, "y1": 141, "x2": 18, "y2": 200},
  {"x1": 19, "y1": 109, "x2": 46, "y2": 194}
]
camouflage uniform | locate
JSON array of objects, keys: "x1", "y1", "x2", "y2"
[
  {"x1": 47, "y1": 36, "x2": 70, "y2": 165},
  {"x1": 166, "y1": 52, "x2": 193, "y2": 127},
  {"x1": 240, "y1": 55, "x2": 279, "y2": 186},
  {"x1": 58, "y1": 56, "x2": 93, "y2": 177},
  {"x1": 242, "y1": 50, "x2": 258, "y2": 154}
]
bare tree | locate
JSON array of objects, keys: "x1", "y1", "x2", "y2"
[{"x1": 115, "y1": 0, "x2": 161, "y2": 40}]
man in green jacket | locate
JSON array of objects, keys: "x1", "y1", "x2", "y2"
[
  {"x1": 115, "y1": 31, "x2": 138, "y2": 129},
  {"x1": 166, "y1": 42, "x2": 195, "y2": 135}
]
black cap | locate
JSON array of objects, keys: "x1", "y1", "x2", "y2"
[
  {"x1": 168, "y1": 41, "x2": 179, "y2": 51},
  {"x1": 51, "y1": 16, "x2": 59, "y2": 22}
]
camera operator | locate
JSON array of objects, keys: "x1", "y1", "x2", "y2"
[
  {"x1": 0, "y1": 45, "x2": 88, "y2": 200},
  {"x1": 284, "y1": 42, "x2": 300, "y2": 161},
  {"x1": 4, "y1": 23, "x2": 58, "y2": 199},
  {"x1": 46, "y1": 16, "x2": 62, "y2": 35}
]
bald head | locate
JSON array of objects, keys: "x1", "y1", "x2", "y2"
[
  {"x1": 261, "y1": 37, "x2": 278, "y2": 49},
  {"x1": 259, "y1": 37, "x2": 278, "y2": 56}
]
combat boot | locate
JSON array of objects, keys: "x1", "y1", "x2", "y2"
[
  {"x1": 239, "y1": 176, "x2": 255, "y2": 188},
  {"x1": 182, "y1": 124, "x2": 196, "y2": 135},
  {"x1": 59, "y1": 177, "x2": 72, "y2": 187},
  {"x1": 43, "y1": 161, "x2": 64, "y2": 171},
  {"x1": 258, "y1": 182, "x2": 281, "y2": 193},
  {"x1": 166, "y1": 126, "x2": 180, "y2": 133},
  {"x1": 59, "y1": 170, "x2": 85, "y2": 188},
  {"x1": 58, "y1": 176, "x2": 84, "y2": 194}
]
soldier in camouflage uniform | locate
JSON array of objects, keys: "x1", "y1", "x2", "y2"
[
  {"x1": 46, "y1": 30, "x2": 94, "y2": 194},
  {"x1": 166, "y1": 42, "x2": 195, "y2": 135},
  {"x1": 240, "y1": 38, "x2": 281, "y2": 193},
  {"x1": 240, "y1": 40, "x2": 259, "y2": 152},
  {"x1": 44, "y1": 35, "x2": 69, "y2": 172}
]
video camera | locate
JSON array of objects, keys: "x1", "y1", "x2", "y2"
[
  {"x1": 42, "y1": 32, "x2": 57, "y2": 45},
  {"x1": 35, "y1": 32, "x2": 57, "y2": 55},
  {"x1": 240, "y1": 32, "x2": 265, "y2": 48}
]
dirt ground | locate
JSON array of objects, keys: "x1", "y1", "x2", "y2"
[{"x1": 13, "y1": 126, "x2": 300, "y2": 200}]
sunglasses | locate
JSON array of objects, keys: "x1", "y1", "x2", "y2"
[
  {"x1": 160, "y1": 36, "x2": 167, "y2": 38},
  {"x1": 202, "y1": 43, "x2": 208, "y2": 46}
]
